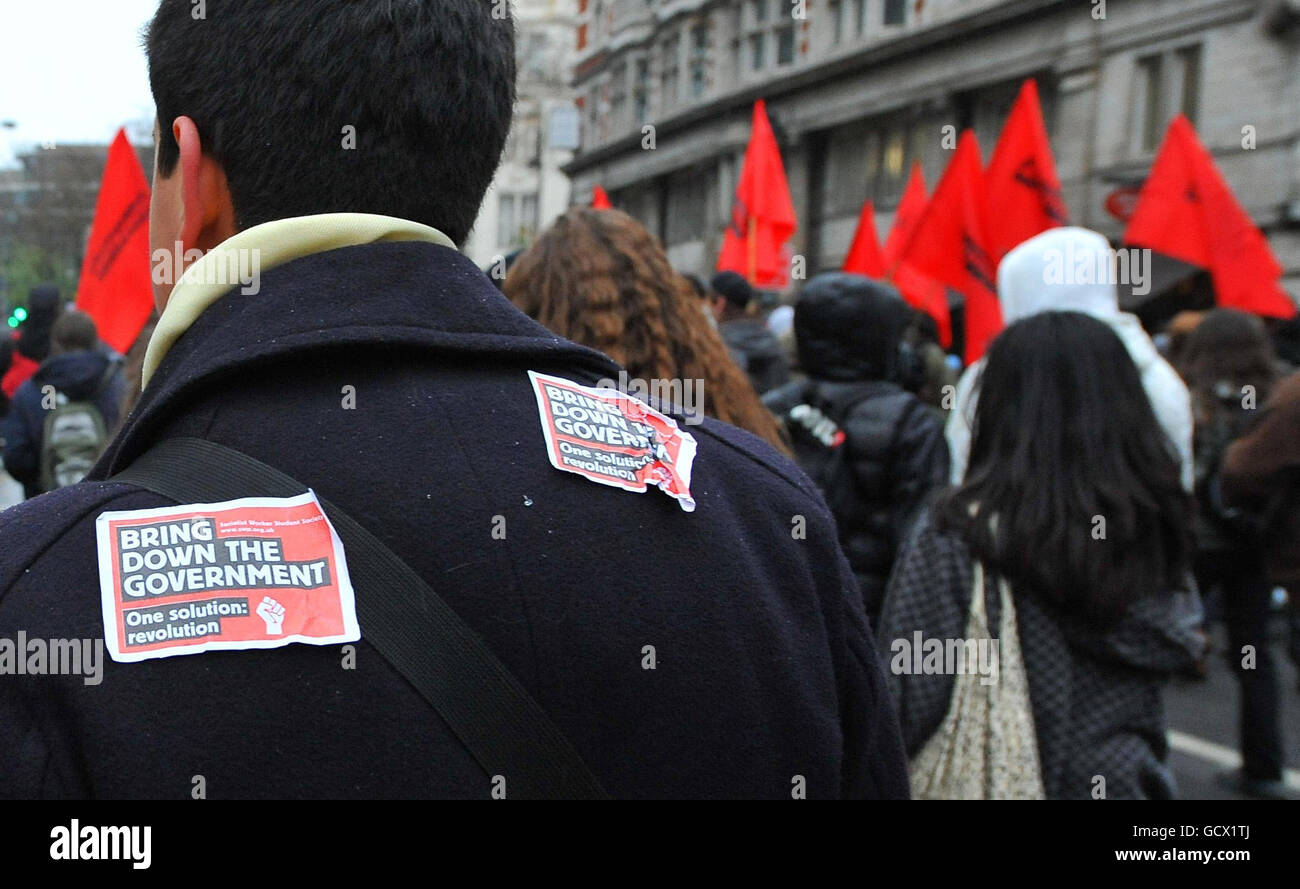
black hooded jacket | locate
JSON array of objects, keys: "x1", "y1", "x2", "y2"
[{"x1": 764, "y1": 274, "x2": 949, "y2": 622}]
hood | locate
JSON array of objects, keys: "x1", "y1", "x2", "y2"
[
  {"x1": 794, "y1": 273, "x2": 912, "y2": 382},
  {"x1": 32, "y1": 349, "x2": 111, "y2": 401},
  {"x1": 998, "y1": 227, "x2": 1121, "y2": 325}
]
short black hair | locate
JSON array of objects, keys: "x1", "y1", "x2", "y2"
[
  {"x1": 710, "y1": 271, "x2": 754, "y2": 309},
  {"x1": 146, "y1": 0, "x2": 515, "y2": 245}
]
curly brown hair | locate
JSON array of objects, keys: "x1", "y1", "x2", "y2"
[{"x1": 506, "y1": 207, "x2": 787, "y2": 451}]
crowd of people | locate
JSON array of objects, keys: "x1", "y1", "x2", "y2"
[
  {"x1": 2, "y1": 212, "x2": 1295, "y2": 800},
  {"x1": 493, "y1": 212, "x2": 1298, "y2": 799},
  {"x1": 0, "y1": 0, "x2": 1294, "y2": 800}
]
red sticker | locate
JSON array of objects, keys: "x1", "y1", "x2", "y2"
[
  {"x1": 529, "y1": 371, "x2": 698, "y2": 512},
  {"x1": 95, "y1": 492, "x2": 360, "y2": 663}
]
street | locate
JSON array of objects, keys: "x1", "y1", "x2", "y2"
[{"x1": 1166, "y1": 615, "x2": 1300, "y2": 799}]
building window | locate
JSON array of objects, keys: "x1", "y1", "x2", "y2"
[
  {"x1": 1137, "y1": 54, "x2": 1164, "y2": 152},
  {"x1": 689, "y1": 24, "x2": 710, "y2": 98},
  {"x1": 883, "y1": 127, "x2": 906, "y2": 184},
  {"x1": 587, "y1": 87, "x2": 600, "y2": 147},
  {"x1": 855, "y1": 0, "x2": 867, "y2": 36},
  {"x1": 747, "y1": 0, "x2": 793, "y2": 71},
  {"x1": 610, "y1": 62, "x2": 627, "y2": 132},
  {"x1": 661, "y1": 33, "x2": 681, "y2": 108},
  {"x1": 520, "y1": 194, "x2": 539, "y2": 240},
  {"x1": 776, "y1": 24, "x2": 795, "y2": 66},
  {"x1": 828, "y1": 0, "x2": 844, "y2": 44},
  {"x1": 633, "y1": 58, "x2": 650, "y2": 123},
  {"x1": 884, "y1": 0, "x2": 906, "y2": 26},
  {"x1": 497, "y1": 194, "x2": 517, "y2": 248},
  {"x1": 1133, "y1": 45, "x2": 1202, "y2": 154},
  {"x1": 666, "y1": 168, "x2": 709, "y2": 246}
]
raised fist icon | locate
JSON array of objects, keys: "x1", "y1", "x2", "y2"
[{"x1": 256, "y1": 596, "x2": 286, "y2": 635}]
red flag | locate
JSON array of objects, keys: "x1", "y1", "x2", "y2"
[
  {"x1": 894, "y1": 261, "x2": 953, "y2": 349},
  {"x1": 76, "y1": 129, "x2": 154, "y2": 354},
  {"x1": 984, "y1": 79, "x2": 1068, "y2": 262},
  {"x1": 880, "y1": 164, "x2": 952, "y2": 346},
  {"x1": 883, "y1": 163, "x2": 927, "y2": 265},
  {"x1": 591, "y1": 185, "x2": 612, "y2": 210},
  {"x1": 895, "y1": 130, "x2": 1000, "y2": 363},
  {"x1": 1124, "y1": 115, "x2": 1295, "y2": 318},
  {"x1": 843, "y1": 200, "x2": 886, "y2": 277},
  {"x1": 716, "y1": 99, "x2": 797, "y2": 288}
]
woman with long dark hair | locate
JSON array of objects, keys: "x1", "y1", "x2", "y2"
[
  {"x1": 879, "y1": 311, "x2": 1201, "y2": 799},
  {"x1": 1178, "y1": 308, "x2": 1291, "y2": 798}
]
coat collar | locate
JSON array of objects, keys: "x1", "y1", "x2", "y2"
[
  {"x1": 143, "y1": 213, "x2": 459, "y2": 386},
  {"x1": 98, "y1": 240, "x2": 621, "y2": 475}
]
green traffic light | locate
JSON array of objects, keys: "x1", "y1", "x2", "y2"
[
  {"x1": 6, "y1": 317, "x2": 17, "y2": 329},
  {"x1": 13, "y1": 307, "x2": 27, "y2": 322}
]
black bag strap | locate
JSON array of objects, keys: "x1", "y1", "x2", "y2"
[
  {"x1": 111, "y1": 437, "x2": 609, "y2": 800},
  {"x1": 93, "y1": 360, "x2": 119, "y2": 401}
]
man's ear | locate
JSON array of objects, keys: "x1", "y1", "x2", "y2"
[{"x1": 172, "y1": 115, "x2": 237, "y2": 252}]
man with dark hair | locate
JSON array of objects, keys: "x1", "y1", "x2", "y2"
[
  {"x1": 145, "y1": 0, "x2": 513, "y2": 245},
  {"x1": 0, "y1": 0, "x2": 906, "y2": 799},
  {"x1": 709, "y1": 271, "x2": 789, "y2": 395}
]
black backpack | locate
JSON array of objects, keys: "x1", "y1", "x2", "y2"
[{"x1": 779, "y1": 384, "x2": 873, "y2": 519}]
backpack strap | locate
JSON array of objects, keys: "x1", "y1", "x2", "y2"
[
  {"x1": 111, "y1": 437, "x2": 609, "y2": 800},
  {"x1": 92, "y1": 360, "x2": 119, "y2": 400}
]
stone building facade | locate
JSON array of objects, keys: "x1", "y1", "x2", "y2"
[
  {"x1": 465, "y1": 0, "x2": 581, "y2": 266},
  {"x1": 565, "y1": 0, "x2": 1300, "y2": 297}
]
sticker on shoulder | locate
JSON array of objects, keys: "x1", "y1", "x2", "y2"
[
  {"x1": 95, "y1": 491, "x2": 360, "y2": 663},
  {"x1": 529, "y1": 371, "x2": 698, "y2": 512}
]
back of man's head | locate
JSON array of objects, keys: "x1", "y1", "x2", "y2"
[
  {"x1": 710, "y1": 272, "x2": 755, "y2": 314},
  {"x1": 50, "y1": 310, "x2": 98, "y2": 356},
  {"x1": 145, "y1": 0, "x2": 516, "y2": 245}
]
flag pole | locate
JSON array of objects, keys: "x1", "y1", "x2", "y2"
[{"x1": 747, "y1": 216, "x2": 757, "y2": 285}]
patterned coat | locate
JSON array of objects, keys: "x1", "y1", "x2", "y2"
[{"x1": 878, "y1": 509, "x2": 1204, "y2": 799}]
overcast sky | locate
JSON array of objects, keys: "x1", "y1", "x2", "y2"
[{"x1": 0, "y1": 0, "x2": 159, "y2": 165}]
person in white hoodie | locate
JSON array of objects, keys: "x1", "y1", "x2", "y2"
[{"x1": 946, "y1": 227, "x2": 1195, "y2": 490}]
